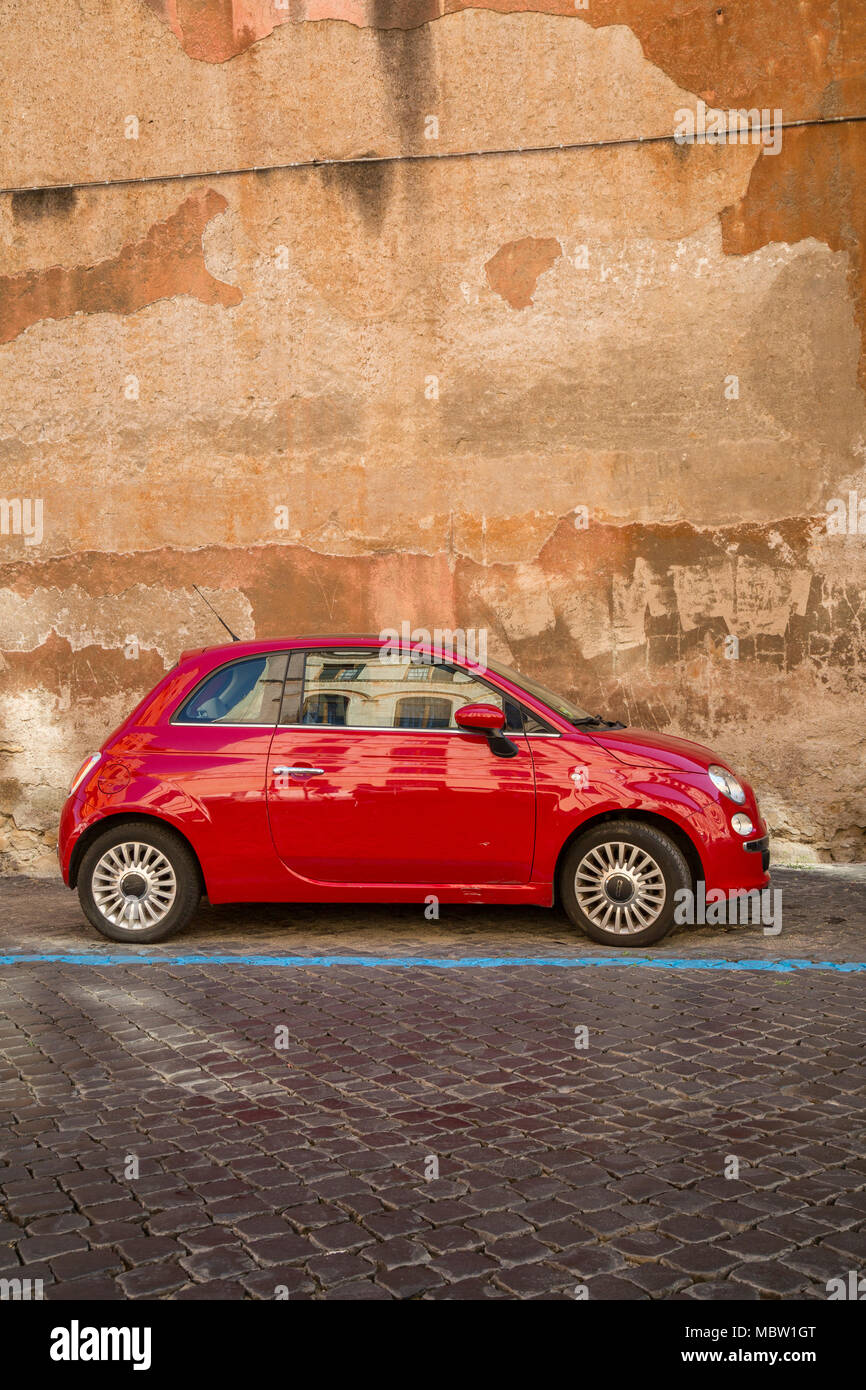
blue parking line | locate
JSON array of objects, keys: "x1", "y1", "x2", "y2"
[{"x1": 0, "y1": 953, "x2": 864, "y2": 972}]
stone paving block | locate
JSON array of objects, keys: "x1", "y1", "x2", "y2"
[
  {"x1": 47, "y1": 1277, "x2": 124, "y2": 1301},
  {"x1": 486, "y1": 1233, "x2": 553, "y2": 1266},
  {"x1": 611, "y1": 1230, "x2": 679, "y2": 1262},
  {"x1": 113, "y1": 1236, "x2": 186, "y2": 1266},
  {"x1": 425, "y1": 1276, "x2": 507, "y2": 1299},
  {"x1": 145, "y1": 1206, "x2": 206, "y2": 1235},
  {"x1": 656, "y1": 1214, "x2": 727, "y2": 1244},
  {"x1": 464, "y1": 1210, "x2": 532, "y2": 1239},
  {"x1": 241, "y1": 1268, "x2": 317, "y2": 1299},
  {"x1": 375, "y1": 1265, "x2": 447, "y2": 1298},
  {"x1": 322, "y1": 1280, "x2": 391, "y2": 1300},
  {"x1": 624, "y1": 1264, "x2": 691, "y2": 1296},
  {"x1": 662, "y1": 1244, "x2": 741, "y2": 1278},
  {"x1": 308, "y1": 1251, "x2": 384, "y2": 1284},
  {"x1": 16, "y1": 1233, "x2": 87, "y2": 1263},
  {"x1": 818, "y1": 1228, "x2": 866, "y2": 1261},
  {"x1": 419, "y1": 1225, "x2": 481, "y2": 1255},
  {"x1": 172, "y1": 1281, "x2": 248, "y2": 1300},
  {"x1": 178, "y1": 1248, "x2": 256, "y2": 1281},
  {"x1": 717, "y1": 1231, "x2": 795, "y2": 1261},
  {"x1": 308, "y1": 1223, "x2": 373, "y2": 1254},
  {"x1": 730, "y1": 1262, "x2": 813, "y2": 1297},
  {"x1": 49, "y1": 1250, "x2": 124, "y2": 1282},
  {"x1": 579, "y1": 1273, "x2": 647, "y2": 1300},
  {"x1": 680, "y1": 1280, "x2": 757, "y2": 1300},
  {"x1": 549, "y1": 1243, "x2": 627, "y2": 1277},
  {"x1": 494, "y1": 1262, "x2": 574, "y2": 1296},
  {"x1": 244, "y1": 1233, "x2": 314, "y2": 1265},
  {"x1": 118, "y1": 1263, "x2": 189, "y2": 1298}
]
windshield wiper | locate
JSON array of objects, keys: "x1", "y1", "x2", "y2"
[{"x1": 571, "y1": 714, "x2": 626, "y2": 730}]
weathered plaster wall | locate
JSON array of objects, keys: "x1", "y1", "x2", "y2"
[{"x1": 1, "y1": 1, "x2": 864, "y2": 873}]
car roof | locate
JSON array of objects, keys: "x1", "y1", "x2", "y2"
[
  {"x1": 124, "y1": 634, "x2": 575, "y2": 738},
  {"x1": 190, "y1": 635, "x2": 387, "y2": 657}
]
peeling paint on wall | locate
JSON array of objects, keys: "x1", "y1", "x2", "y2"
[
  {"x1": 722, "y1": 123, "x2": 866, "y2": 389},
  {"x1": 140, "y1": 0, "x2": 866, "y2": 126},
  {"x1": 0, "y1": 190, "x2": 241, "y2": 345},
  {"x1": 485, "y1": 236, "x2": 562, "y2": 309}
]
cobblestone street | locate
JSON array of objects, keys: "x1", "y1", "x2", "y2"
[{"x1": 1, "y1": 868, "x2": 864, "y2": 1301}]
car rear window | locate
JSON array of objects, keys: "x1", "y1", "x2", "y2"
[{"x1": 174, "y1": 654, "x2": 288, "y2": 725}]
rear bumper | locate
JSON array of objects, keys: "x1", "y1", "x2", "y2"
[{"x1": 57, "y1": 794, "x2": 85, "y2": 886}]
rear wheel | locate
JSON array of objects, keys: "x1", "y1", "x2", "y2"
[
  {"x1": 78, "y1": 821, "x2": 201, "y2": 944},
  {"x1": 560, "y1": 820, "x2": 691, "y2": 947}
]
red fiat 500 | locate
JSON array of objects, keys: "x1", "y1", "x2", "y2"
[{"x1": 58, "y1": 636, "x2": 769, "y2": 947}]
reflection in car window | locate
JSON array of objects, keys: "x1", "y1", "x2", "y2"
[
  {"x1": 296, "y1": 649, "x2": 511, "y2": 729},
  {"x1": 302, "y1": 693, "x2": 349, "y2": 725},
  {"x1": 175, "y1": 654, "x2": 288, "y2": 724},
  {"x1": 395, "y1": 696, "x2": 453, "y2": 729}
]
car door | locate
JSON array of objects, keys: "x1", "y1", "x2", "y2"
[{"x1": 266, "y1": 646, "x2": 536, "y2": 885}]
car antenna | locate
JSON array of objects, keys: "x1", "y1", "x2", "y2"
[{"x1": 192, "y1": 584, "x2": 241, "y2": 642}]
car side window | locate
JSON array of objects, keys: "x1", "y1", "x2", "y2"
[
  {"x1": 288, "y1": 649, "x2": 524, "y2": 730},
  {"x1": 175, "y1": 653, "x2": 288, "y2": 725}
]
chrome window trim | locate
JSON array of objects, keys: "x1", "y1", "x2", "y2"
[
  {"x1": 272, "y1": 723, "x2": 561, "y2": 736},
  {"x1": 175, "y1": 722, "x2": 562, "y2": 735}
]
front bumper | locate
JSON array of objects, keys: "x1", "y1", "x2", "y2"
[{"x1": 743, "y1": 833, "x2": 771, "y2": 874}]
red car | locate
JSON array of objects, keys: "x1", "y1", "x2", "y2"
[{"x1": 58, "y1": 636, "x2": 769, "y2": 948}]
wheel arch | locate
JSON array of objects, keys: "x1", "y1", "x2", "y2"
[
  {"x1": 69, "y1": 812, "x2": 207, "y2": 894},
  {"x1": 552, "y1": 808, "x2": 704, "y2": 903}
]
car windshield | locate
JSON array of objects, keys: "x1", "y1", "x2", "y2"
[{"x1": 483, "y1": 657, "x2": 594, "y2": 723}]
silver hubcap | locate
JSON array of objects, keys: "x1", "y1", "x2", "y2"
[
  {"x1": 575, "y1": 840, "x2": 666, "y2": 935},
  {"x1": 92, "y1": 841, "x2": 177, "y2": 930}
]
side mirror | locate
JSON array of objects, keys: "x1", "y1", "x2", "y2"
[
  {"x1": 455, "y1": 702, "x2": 518, "y2": 759},
  {"x1": 455, "y1": 703, "x2": 506, "y2": 732}
]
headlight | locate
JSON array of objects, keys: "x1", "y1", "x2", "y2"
[
  {"x1": 68, "y1": 753, "x2": 101, "y2": 795},
  {"x1": 708, "y1": 764, "x2": 746, "y2": 804},
  {"x1": 731, "y1": 813, "x2": 754, "y2": 836}
]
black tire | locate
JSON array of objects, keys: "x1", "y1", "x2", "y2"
[
  {"x1": 559, "y1": 820, "x2": 691, "y2": 947},
  {"x1": 78, "y1": 820, "x2": 201, "y2": 944}
]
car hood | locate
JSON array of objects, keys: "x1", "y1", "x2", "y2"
[{"x1": 587, "y1": 727, "x2": 722, "y2": 773}]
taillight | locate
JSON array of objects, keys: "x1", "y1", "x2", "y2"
[{"x1": 68, "y1": 753, "x2": 101, "y2": 795}]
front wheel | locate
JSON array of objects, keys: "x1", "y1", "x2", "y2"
[
  {"x1": 78, "y1": 821, "x2": 201, "y2": 943},
  {"x1": 560, "y1": 820, "x2": 691, "y2": 947}
]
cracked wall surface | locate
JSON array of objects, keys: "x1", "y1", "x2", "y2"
[{"x1": 1, "y1": 0, "x2": 865, "y2": 872}]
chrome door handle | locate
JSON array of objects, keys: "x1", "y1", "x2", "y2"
[{"x1": 273, "y1": 765, "x2": 325, "y2": 776}]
